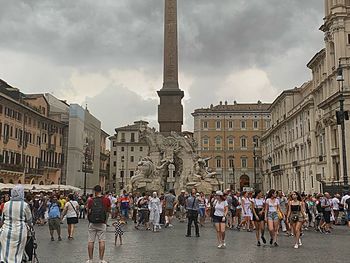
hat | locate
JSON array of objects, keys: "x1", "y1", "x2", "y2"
[
  {"x1": 181, "y1": 190, "x2": 185, "y2": 193},
  {"x1": 216, "y1": 190, "x2": 223, "y2": 196},
  {"x1": 196, "y1": 193, "x2": 200, "y2": 196}
]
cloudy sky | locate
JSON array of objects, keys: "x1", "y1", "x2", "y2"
[{"x1": 0, "y1": 0, "x2": 325, "y2": 135}]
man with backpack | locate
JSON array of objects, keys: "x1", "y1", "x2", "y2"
[
  {"x1": 86, "y1": 185, "x2": 111, "y2": 263},
  {"x1": 47, "y1": 195, "x2": 62, "y2": 241}
]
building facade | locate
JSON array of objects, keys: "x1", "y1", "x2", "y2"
[
  {"x1": 109, "y1": 121, "x2": 149, "y2": 193},
  {"x1": 261, "y1": 0, "x2": 350, "y2": 194},
  {"x1": 192, "y1": 101, "x2": 271, "y2": 191},
  {"x1": 0, "y1": 80, "x2": 66, "y2": 185},
  {"x1": 99, "y1": 130, "x2": 110, "y2": 193}
]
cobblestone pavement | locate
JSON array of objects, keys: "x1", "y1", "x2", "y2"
[{"x1": 34, "y1": 219, "x2": 350, "y2": 263}]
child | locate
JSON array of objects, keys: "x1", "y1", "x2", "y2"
[{"x1": 112, "y1": 216, "x2": 124, "y2": 245}]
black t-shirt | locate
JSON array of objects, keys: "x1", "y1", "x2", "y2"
[{"x1": 346, "y1": 198, "x2": 350, "y2": 211}]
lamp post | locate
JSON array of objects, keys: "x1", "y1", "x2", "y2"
[
  {"x1": 336, "y1": 62, "x2": 349, "y2": 192},
  {"x1": 232, "y1": 165, "x2": 235, "y2": 192},
  {"x1": 253, "y1": 142, "x2": 257, "y2": 191},
  {"x1": 121, "y1": 158, "x2": 125, "y2": 190},
  {"x1": 83, "y1": 141, "x2": 89, "y2": 196}
]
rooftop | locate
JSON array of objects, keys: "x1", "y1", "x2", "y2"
[{"x1": 192, "y1": 101, "x2": 271, "y2": 115}]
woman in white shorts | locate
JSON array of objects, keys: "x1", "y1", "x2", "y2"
[{"x1": 239, "y1": 191, "x2": 252, "y2": 231}]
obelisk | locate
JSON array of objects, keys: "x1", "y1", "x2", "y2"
[{"x1": 157, "y1": 0, "x2": 184, "y2": 134}]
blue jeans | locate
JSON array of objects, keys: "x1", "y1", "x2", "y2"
[{"x1": 121, "y1": 208, "x2": 129, "y2": 219}]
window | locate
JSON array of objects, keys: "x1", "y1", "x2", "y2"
[
  {"x1": 203, "y1": 137, "x2": 209, "y2": 145},
  {"x1": 113, "y1": 161, "x2": 116, "y2": 167},
  {"x1": 112, "y1": 141, "x2": 117, "y2": 147},
  {"x1": 140, "y1": 147, "x2": 143, "y2": 152},
  {"x1": 131, "y1": 133, "x2": 135, "y2": 142},
  {"x1": 130, "y1": 171, "x2": 134, "y2": 177},
  {"x1": 241, "y1": 121, "x2": 246, "y2": 129},
  {"x1": 241, "y1": 158, "x2": 247, "y2": 168},
  {"x1": 241, "y1": 137, "x2": 247, "y2": 148},
  {"x1": 253, "y1": 137, "x2": 259, "y2": 148},
  {"x1": 121, "y1": 133, "x2": 125, "y2": 142},
  {"x1": 229, "y1": 158, "x2": 234, "y2": 168},
  {"x1": 348, "y1": 34, "x2": 350, "y2": 45},
  {"x1": 120, "y1": 171, "x2": 124, "y2": 178},
  {"x1": 130, "y1": 156, "x2": 134, "y2": 162},
  {"x1": 203, "y1": 121, "x2": 208, "y2": 129},
  {"x1": 253, "y1": 121, "x2": 259, "y2": 129},
  {"x1": 216, "y1": 158, "x2": 222, "y2": 168},
  {"x1": 216, "y1": 121, "x2": 221, "y2": 129},
  {"x1": 121, "y1": 147, "x2": 125, "y2": 152},
  {"x1": 131, "y1": 146, "x2": 134, "y2": 152},
  {"x1": 114, "y1": 151, "x2": 117, "y2": 156},
  {"x1": 228, "y1": 121, "x2": 233, "y2": 129},
  {"x1": 228, "y1": 137, "x2": 234, "y2": 150},
  {"x1": 215, "y1": 136, "x2": 222, "y2": 150},
  {"x1": 121, "y1": 156, "x2": 125, "y2": 162}
]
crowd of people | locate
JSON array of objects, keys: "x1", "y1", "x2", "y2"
[{"x1": 0, "y1": 185, "x2": 350, "y2": 262}]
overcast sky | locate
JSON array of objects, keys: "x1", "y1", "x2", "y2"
[{"x1": 0, "y1": 0, "x2": 325, "y2": 135}]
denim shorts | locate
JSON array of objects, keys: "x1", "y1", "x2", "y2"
[
  {"x1": 199, "y1": 208, "x2": 205, "y2": 217},
  {"x1": 267, "y1": 211, "x2": 279, "y2": 221}
]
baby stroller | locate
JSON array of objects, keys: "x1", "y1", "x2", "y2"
[{"x1": 22, "y1": 225, "x2": 39, "y2": 263}]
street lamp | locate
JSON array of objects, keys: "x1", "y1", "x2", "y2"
[
  {"x1": 336, "y1": 62, "x2": 349, "y2": 192},
  {"x1": 83, "y1": 141, "x2": 90, "y2": 196},
  {"x1": 120, "y1": 158, "x2": 124, "y2": 190},
  {"x1": 232, "y1": 165, "x2": 235, "y2": 192},
  {"x1": 253, "y1": 141, "x2": 257, "y2": 191}
]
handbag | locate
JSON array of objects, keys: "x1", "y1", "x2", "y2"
[
  {"x1": 187, "y1": 197, "x2": 198, "y2": 218},
  {"x1": 277, "y1": 210, "x2": 283, "y2": 220}
]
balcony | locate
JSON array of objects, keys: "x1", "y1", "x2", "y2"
[
  {"x1": 0, "y1": 163, "x2": 24, "y2": 172},
  {"x1": 331, "y1": 147, "x2": 339, "y2": 157},
  {"x1": 39, "y1": 162, "x2": 62, "y2": 170},
  {"x1": 292, "y1": 160, "x2": 299, "y2": 167},
  {"x1": 271, "y1": 165, "x2": 281, "y2": 172},
  {"x1": 26, "y1": 168, "x2": 44, "y2": 176},
  {"x1": 46, "y1": 144, "x2": 56, "y2": 152}
]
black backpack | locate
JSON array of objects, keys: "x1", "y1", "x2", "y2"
[
  {"x1": 232, "y1": 196, "x2": 239, "y2": 208},
  {"x1": 88, "y1": 197, "x2": 107, "y2": 224}
]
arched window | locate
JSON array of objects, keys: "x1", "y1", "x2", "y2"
[
  {"x1": 240, "y1": 136, "x2": 247, "y2": 149},
  {"x1": 227, "y1": 136, "x2": 234, "y2": 150},
  {"x1": 228, "y1": 155, "x2": 235, "y2": 168},
  {"x1": 215, "y1": 156, "x2": 222, "y2": 168},
  {"x1": 202, "y1": 136, "x2": 209, "y2": 151},
  {"x1": 253, "y1": 136, "x2": 260, "y2": 148}
]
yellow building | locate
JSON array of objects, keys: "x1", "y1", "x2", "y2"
[
  {"x1": 0, "y1": 79, "x2": 66, "y2": 185},
  {"x1": 192, "y1": 101, "x2": 271, "y2": 191}
]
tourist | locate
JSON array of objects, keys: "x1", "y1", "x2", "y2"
[
  {"x1": 86, "y1": 185, "x2": 111, "y2": 263},
  {"x1": 235, "y1": 191, "x2": 242, "y2": 230},
  {"x1": 286, "y1": 191, "x2": 306, "y2": 249},
  {"x1": 185, "y1": 189, "x2": 200, "y2": 237},
  {"x1": 164, "y1": 189, "x2": 176, "y2": 228},
  {"x1": 239, "y1": 191, "x2": 252, "y2": 231},
  {"x1": 320, "y1": 192, "x2": 332, "y2": 233},
  {"x1": 149, "y1": 192, "x2": 162, "y2": 232},
  {"x1": 344, "y1": 193, "x2": 350, "y2": 228},
  {"x1": 112, "y1": 215, "x2": 124, "y2": 246},
  {"x1": 277, "y1": 191, "x2": 288, "y2": 233},
  {"x1": 252, "y1": 190, "x2": 266, "y2": 246},
  {"x1": 135, "y1": 192, "x2": 150, "y2": 230},
  {"x1": 315, "y1": 194, "x2": 324, "y2": 232},
  {"x1": 177, "y1": 190, "x2": 187, "y2": 222},
  {"x1": 225, "y1": 190, "x2": 233, "y2": 229},
  {"x1": 47, "y1": 195, "x2": 62, "y2": 241},
  {"x1": 0, "y1": 185, "x2": 32, "y2": 263},
  {"x1": 198, "y1": 192, "x2": 206, "y2": 226},
  {"x1": 213, "y1": 191, "x2": 228, "y2": 248},
  {"x1": 61, "y1": 193, "x2": 79, "y2": 240},
  {"x1": 265, "y1": 189, "x2": 282, "y2": 246},
  {"x1": 132, "y1": 192, "x2": 140, "y2": 224},
  {"x1": 332, "y1": 194, "x2": 340, "y2": 225},
  {"x1": 119, "y1": 190, "x2": 130, "y2": 222},
  {"x1": 78, "y1": 196, "x2": 86, "y2": 219}
]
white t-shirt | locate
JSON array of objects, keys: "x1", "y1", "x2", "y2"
[
  {"x1": 332, "y1": 197, "x2": 340, "y2": 210},
  {"x1": 64, "y1": 200, "x2": 79, "y2": 218},
  {"x1": 254, "y1": 198, "x2": 265, "y2": 209},
  {"x1": 214, "y1": 200, "x2": 228, "y2": 217},
  {"x1": 341, "y1": 195, "x2": 350, "y2": 206},
  {"x1": 266, "y1": 198, "x2": 280, "y2": 212}
]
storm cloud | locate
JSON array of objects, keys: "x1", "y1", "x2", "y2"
[{"x1": 0, "y1": 0, "x2": 324, "y2": 134}]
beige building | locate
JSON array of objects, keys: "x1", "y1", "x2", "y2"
[
  {"x1": 109, "y1": 121, "x2": 149, "y2": 193},
  {"x1": 0, "y1": 80, "x2": 66, "y2": 185},
  {"x1": 192, "y1": 101, "x2": 271, "y2": 191},
  {"x1": 261, "y1": 0, "x2": 350, "y2": 194},
  {"x1": 99, "y1": 130, "x2": 110, "y2": 193}
]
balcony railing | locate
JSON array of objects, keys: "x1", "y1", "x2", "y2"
[
  {"x1": 47, "y1": 144, "x2": 56, "y2": 152},
  {"x1": 26, "y1": 168, "x2": 44, "y2": 175},
  {"x1": 0, "y1": 163, "x2": 24, "y2": 172},
  {"x1": 39, "y1": 162, "x2": 62, "y2": 169},
  {"x1": 271, "y1": 165, "x2": 281, "y2": 172}
]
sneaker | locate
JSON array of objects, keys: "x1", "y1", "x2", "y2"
[
  {"x1": 58, "y1": 236, "x2": 62, "y2": 241},
  {"x1": 261, "y1": 236, "x2": 266, "y2": 244},
  {"x1": 273, "y1": 242, "x2": 279, "y2": 247},
  {"x1": 86, "y1": 260, "x2": 93, "y2": 263},
  {"x1": 217, "y1": 244, "x2": 223, "y2": 249},
  {"x1": 165, "y1": 223, "x2": 169, "y2": 228},
  {"x1": 298, "y1": 239, "x2": 302, "y2": 246},
  {"x1": 270, "y1": 238, "x2": 273, "y2": 245},
  {"x1": 196, "y1": 234, "x2": 200, "y2": 237},
  {"x1": 51, "y1": 237, "x2": 54, "y2": 241},
  {"x1": 257, "y1": 241, "x2": 261, "y2": 247},
  {"x1": 222, "y1": 242, "x2": 226, "y2": 248},
  {"x1": 168, "y1": 224, "x2": 174, "y2": 228},
  {"x1": 185, "y1": 234, "x2": 191, "y2": 237},
  {"x1": 294, "y1": 244, "x2": 299, "y2": 249},
  {"x1": 99, "y1": 260, "x2": 108, "y2": 263}
]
